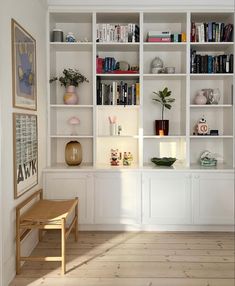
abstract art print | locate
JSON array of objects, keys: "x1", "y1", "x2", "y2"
[
  {"x1": 12, "y1": 19, "x2": 37, "y2": 110},
  {"x1": 13, "y1": 113, "x2": 38, "y2": 198}
]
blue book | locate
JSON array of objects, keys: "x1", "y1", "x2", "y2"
[
  {"x1": 208, "y1": 22, "x2": 212, "y2": 42},
  {"x1": 208, "y1": 56, "x2": 213, "y2": 73}
]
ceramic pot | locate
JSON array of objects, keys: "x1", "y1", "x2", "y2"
[
  {"x1": 155, "y1": 120, "x2": 169, "y2": 135},
  {"x1": 194, "y1": 91, "x2": 207, "y2": 105},
  {"x1": 63, "y1": 85, "x2": 78, "y2": 105},
  {"x1": 65, "y1": 141, "x2": 82, "y2": 166}
]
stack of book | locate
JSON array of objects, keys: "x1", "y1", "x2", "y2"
[
  {"x1": 96, "y1": 24, "x2": 139, "y2": 43},
  {"x1": 147, "y1": 31, "x2": 171, "y2": 42},
  {"x1": 97, "y1": 80, "x2": 140, "y2": 105},
  {"x1": 146, "y1": 31, "x2": 186, "y2": 42},
  {"x1": 191, "y1": 22, "x2": 233, "y2": 42},
  {"x1": 190, "y1": 50, "x2": 233, "y2": 73}
]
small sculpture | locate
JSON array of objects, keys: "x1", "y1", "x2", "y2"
[
  {"x1": 123, "y1": 152, "x2": 133, "y2": 166},
  {"x1": 68, "y1": 116, "x2": 80, "y2": 135},
  {"x1": 66, "y1": 32, "x2": 76, "y2": 42},
  {"x1": 151, "y1": 57, "x2": 164, "y2": 74},
  {"x1": 196, "y1": 116, "x2": 208, "y2": 135},
  {"x1": 200, "y1": 151, "x2": 217, "y2": 167},
  {"x1": 194, "y1": 90, "x2": 207, "y2": 105},
  {"x1": 110, "y1": 149, "x2": 121, "y2": 166}
]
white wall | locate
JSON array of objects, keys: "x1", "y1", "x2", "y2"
[{"x1": 0, "y1": 0, "x2": 47, "y2": 285}]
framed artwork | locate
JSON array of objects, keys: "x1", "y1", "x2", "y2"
[
  {"x1": 12, "y1": 19, "x2": 37, "y2": 110},
  {"x1": 13, "y1": 113, "x2": 38, "y2": 199}
]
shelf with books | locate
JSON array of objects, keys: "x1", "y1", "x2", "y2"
[
  {"x1": 190, "y1": 12, "x2": 234, "y2": 43},
  {"x1": 143, "y1": 12, "x2": 187, "y2": 43},
  {"x1": 190, "y1": 135, "x2": 233, "y2": 139}
]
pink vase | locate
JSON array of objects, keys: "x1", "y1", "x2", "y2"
[{"x1": 63, "y1": 85, "x2": 78, "y2": 105}]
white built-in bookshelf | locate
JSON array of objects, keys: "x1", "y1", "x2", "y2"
[{"x1": 47, "y1": 11, "x2": 234, "y2": 170}]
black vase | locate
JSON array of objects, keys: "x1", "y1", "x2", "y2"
[{"x1": 155, "y1": 120, "x2": 169, "y2": 135}]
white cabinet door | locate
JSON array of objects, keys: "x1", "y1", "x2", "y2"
[
  {"x1": 193, "y1": 173, "x2": 234, "y2": 225},
  {"x1": 142, "y1": 172, "x2": 192, "y2": 225},
  {"x1": 43, "y1": 172, "x2": 94, "y2": 224},
  {"x1": 94, "y1": 172, "x2": 141, "y2": 224}
]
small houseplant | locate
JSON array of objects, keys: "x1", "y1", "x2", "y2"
[
  {"x1": 50, "y1": 68, "x2": 89, "y2": 105},
  {"x1": 152, "y1": 87, "x2": 175, "y2": 135}
]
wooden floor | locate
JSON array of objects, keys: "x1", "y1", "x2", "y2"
[{"x1": 10, "y1": 231, "x2": 235, "y2": 286}]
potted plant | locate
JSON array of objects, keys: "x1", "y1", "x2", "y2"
[
  {"x1": 152, "y1": 87, "x2": 175, "y2": 135},
  {"x1": 50, "y1": 68, "x2": 89, "y2": 105}
]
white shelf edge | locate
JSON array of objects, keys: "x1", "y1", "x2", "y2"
[
  {"x1": 144, "y1": 42, "x2": 187, "y2": 45},
  {"x1": 143, "y1": 73, "x2": 186, "y2": 77},
  {"x1": 96, "y1": 73, "x2": 140, "y2": 77},
  {"x1": 190, "y1": 135, "x2": 233, "y2": 139},
  {"x1": 96, "y1": 42, "x2": 139, "y2": 45},
  {"x1": 97, "y1": 135, "x2": 139, "y2": 138},
  {"x1": 50, "y1": 104, "x2": 93, "y2": 108},
  {"x1": 190, "y1": 104, "x2": 233, "y2": 108},
  {"x1": 190, "y1": 42, "x2": 233, "y2": 45},
  {"x1": 190, "y1": 73, "x2": 233, "y2": 76},
  {"x1": 50, "y1": 42, "x2": 93, "y2": 45},
  {"x1": 50, "y1": 135, "x2": 94, "y2": 138},
  {"x1": 144, "y1": 135, "x2": 186, "y2": 139}
]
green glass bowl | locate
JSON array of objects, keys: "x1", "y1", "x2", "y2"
[{"x1": 151, "y1": 157, "x2": 176, "y2": 166}]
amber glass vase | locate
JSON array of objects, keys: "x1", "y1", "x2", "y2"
[{"x1": 65, "y1": 141, "x2": 82, "y2": 166}]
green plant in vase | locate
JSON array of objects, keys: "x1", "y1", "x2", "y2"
[
  {"x1": 152, "y1": 87, "x2": 175, "y2": 135},
  {"x1": 50, "y1": 68, "x2": 89, "y2": 105}
]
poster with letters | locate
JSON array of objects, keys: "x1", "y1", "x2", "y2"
[{"x1": 13, "y1": 113, "x2": 38, "y2": 198}]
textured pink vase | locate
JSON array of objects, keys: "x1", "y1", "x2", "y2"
[{"x1": 63, "y1": 85, "x2": 78, "y2": 105}]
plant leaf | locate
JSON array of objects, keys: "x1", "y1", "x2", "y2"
[{"x1": 164, "y1": 104, "x2": 172, "y2": 109}]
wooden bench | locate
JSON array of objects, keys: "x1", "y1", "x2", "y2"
[{"x1": 16, "y1": 189, "x2": 78, "y2": 275}]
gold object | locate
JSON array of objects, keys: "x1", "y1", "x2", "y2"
[{"x1": 65, "y1": 141, "x2": 82, "y2": 166}]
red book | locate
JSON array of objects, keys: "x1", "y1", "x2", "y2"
[{"x1": 147, "y1": 37, "x2": 171, "y2": 42}]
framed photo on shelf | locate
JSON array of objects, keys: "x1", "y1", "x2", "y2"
[
  {"x1": 13, "y1": 113, "x2": 38, "y2": 199},
  {"x1": 11, "y1": 19, "x2": 37, "y2": 110}
]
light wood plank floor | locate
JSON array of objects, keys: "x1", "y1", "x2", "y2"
[{"x1": 10, "y1": 231, "x2": 235, "y2": 286}]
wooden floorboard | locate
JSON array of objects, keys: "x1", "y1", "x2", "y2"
[{"x1": 10, "y1": 231, "x2": 235, "y2": 286}]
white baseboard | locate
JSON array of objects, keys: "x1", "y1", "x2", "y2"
[
  {"x1": 79, "y1": 224, "x2": 235, "y2": 232},
  {"x1": 6, "y1": 230, "x2": 38, "y2": 286}
]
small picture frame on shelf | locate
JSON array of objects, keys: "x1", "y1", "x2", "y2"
[
  {"x1": 13, "y1": 113, "x2": 38, "y2": 199},
  {"x1": 12, "y1": 19, "x2": 37, "y2": 110}
]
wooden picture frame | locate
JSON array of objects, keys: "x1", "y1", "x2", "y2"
[
  {"x1": 12, "y1": 19, "x2": 37, "y2": 110},
  {"x1": 13, "y1": 113, "x2": 38, "y2": 199}
]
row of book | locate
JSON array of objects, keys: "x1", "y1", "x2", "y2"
[
  {"x1": 97, "y1": 80, "x2": 140, "y2": 105},
  {"x1": 96, "y1": 24, "x2": 140, "y2": 43},
  {"x1": 191, "y1": 22, "x2": 233, "y2": 42},
  {"x1": 190, "y1": 50, "x2": 233, "y2": 73},
  {"x1": 146, "y1": 31, "x2": 186, "y2": 43}
]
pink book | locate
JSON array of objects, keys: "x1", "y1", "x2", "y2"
[{"x1": 147, "y1": 38, "x2": 171, "y2": 42}]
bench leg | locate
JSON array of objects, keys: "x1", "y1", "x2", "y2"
[
  {"x1": 39, "y1": 229, "x2": 43, "y2": 242},
  {"x1": 61, "y1": 218, "x2": 66, "y2": 275},
  {"x1": 16, "y1": 211, "x2": 21, "y2": 274},
  {"x1": 74, "y1": 201, "x2": 78, "y2": 242}
]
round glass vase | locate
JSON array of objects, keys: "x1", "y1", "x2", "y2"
[
  {"x1": 63, "y1": 85, "x2": 78, "y2": 105},
  {"x1": 65, "y1": 141, "x2": 82, "y2": 166}
]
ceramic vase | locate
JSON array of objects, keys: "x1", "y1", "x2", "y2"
[
  {"x1": 194, "y1": 91, "x2": 207, "y2": 105},
  {"x1": 65, "y1": 141, "x2": 82, "y2": 166},
  {"x1": 63, "y1": 85, "x2": 78, "y2": 105}
]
